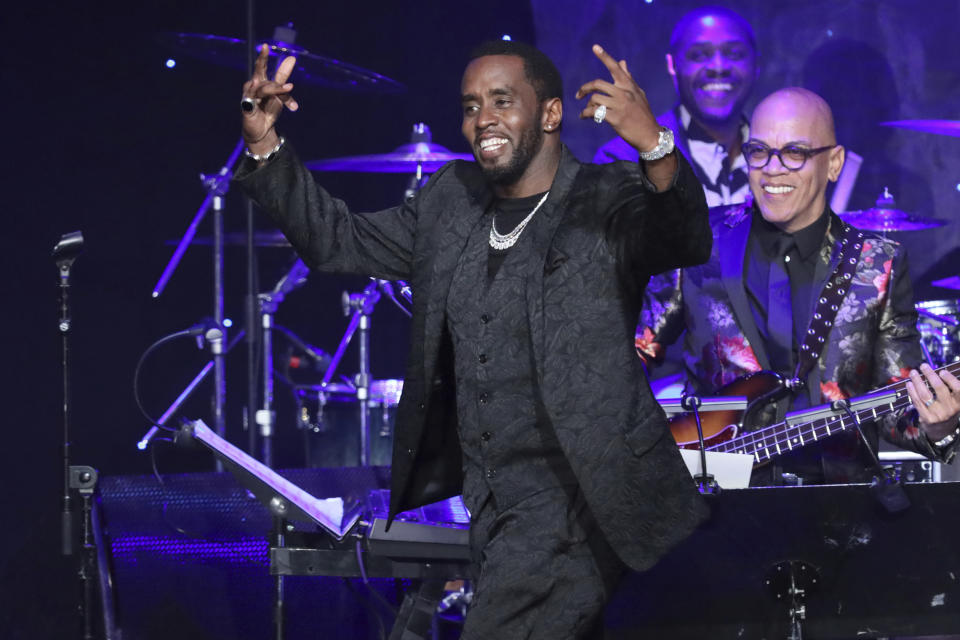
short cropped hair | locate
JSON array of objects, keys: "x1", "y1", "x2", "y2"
[
  {"x1": 469, "y1": 40, "x2": 563, "y2": 104},
  {"x1": 669, "y1": 5, "x2": 756, "y2": 54}
]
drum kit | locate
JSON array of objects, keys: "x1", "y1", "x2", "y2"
[
  {"x1": 850, "y1": 119, "x2": 960, "y2": 371},
  {"x1": 142, "y1": 26, "x2": 472, "y2": 469}
]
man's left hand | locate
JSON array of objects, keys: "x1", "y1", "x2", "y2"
[
  {"x1": 906, "y1": 363, "x2": 960, "y2": 442},
  {"x1": 576, "y1": 44, "x2": 661, "y2": 154}
]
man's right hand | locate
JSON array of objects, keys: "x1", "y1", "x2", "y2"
[{"x1": 241, "y1": 44, "x2": 299, "y2": 155}]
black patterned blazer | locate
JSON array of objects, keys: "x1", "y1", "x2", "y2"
[{"x1": 236, "y1": 144, "x2": 712, "y2": 572}]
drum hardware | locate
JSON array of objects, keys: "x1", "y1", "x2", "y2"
[
  {"x1": 839, "y1": 187, "x2": 946, "y2": 233},
  {"x1": 157, "y1": 27, "x2": 406, "y2": 94},
  {"x1": 306, "y1": 122, "x2": 473, "y2": 176},
  {"x1": 166, "y1": 229, "x2": 292, "y2": 248},
  {"x1": 153, "y1": 22, "x2": 405, "y2": 469},
  {"x1": 915, "y1": 299, "x2": 960, "y2": 367},
  {"x1": 880, "y1": 119, "x2": 960, "y2": 138},
  {"x1": 150, "y1": 141, "x2": 247, "y2": 469},
  {"x1": 932, "y1": 275, "x2": 960, "y2": 291},
  {"x1": 256, "y1": 258, "x2": 313, "y2": 467}
]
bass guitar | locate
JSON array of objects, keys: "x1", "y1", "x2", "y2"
[{"x1": 669, "y1": 362, "x2": 960, "y2": 466}]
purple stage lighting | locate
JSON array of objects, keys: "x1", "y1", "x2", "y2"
[
  {"x1": 165, "y1": 58, "x2": 176, "y2": 69},
  {"x1": 502, "y1": 34, "x2": 512, "y2": 41}
]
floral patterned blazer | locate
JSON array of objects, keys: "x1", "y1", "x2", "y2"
[{"x1": 637, "y1": 202, "x2": 956, "y2": 471}]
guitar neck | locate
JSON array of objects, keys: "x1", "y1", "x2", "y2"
[{"x1": 710, "y1": 361, "x2": 960, "y2": 464}]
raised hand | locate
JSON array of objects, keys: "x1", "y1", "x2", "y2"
[
  {"x1": 241, "y1": 44, "x2": 299, "y2": 152},
  {"x1": 576, "y1": 44, "x2": 661, "y2": 154}
]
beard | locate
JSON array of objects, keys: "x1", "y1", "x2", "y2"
[{"x1": 479, "y1": 122, "x2": 544, "y2": 186}]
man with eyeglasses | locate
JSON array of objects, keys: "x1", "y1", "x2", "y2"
[
  {"x1": 638, "y1": 87, "x2": 960, "y2": 485},
  {"x1": 594, "y1": 5, "x2": 756, "y2": 208}
]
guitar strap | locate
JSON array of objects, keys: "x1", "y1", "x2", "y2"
[{"x1": 790, "y1": 222, "x2": 865, "y2": 387}]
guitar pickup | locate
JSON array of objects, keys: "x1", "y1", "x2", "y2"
[
  {"x1": 784, "y1": 404, "x2": 836, "y2": 426},
  {"x1": 847, "y1": 389, "x2": 899, "y2": 412},
  {"x1": 659, "y1": 396, "x2": 749, "y2": 416}
]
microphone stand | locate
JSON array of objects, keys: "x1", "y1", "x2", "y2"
[
  {"x1": 318, "y1": 281, "x2": 381, "y2": 466},
  {"x1": 256, "y1": 259, "x2": 311, "y2": 467},
  {"x1": 152, "y1": 141, "x2": 244, "y2": 470},
  {"x1": 55, "y1": 231, "x2": 84, "y2": 557},
  {"x1": 54, "y1": 232, "x2": 103, "y2": 638},
  {"x1": 831, "y1": 398, "x2": 910, "y2": 513},
  {"x1": 136, "y1": 330, "x2": 245, "y2": 451}
]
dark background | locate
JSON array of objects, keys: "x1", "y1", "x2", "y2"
[{"x1": 3, "y1": 0, "x2": 960, "y2": 636}]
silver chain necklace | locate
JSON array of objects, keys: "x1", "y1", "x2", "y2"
[{"x1": 488, "y1": 191, "x2": 550, "y2": 250}]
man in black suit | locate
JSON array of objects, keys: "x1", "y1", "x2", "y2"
[{"x1": 236, "y1": 39, "x2": 710, "y2": 638}]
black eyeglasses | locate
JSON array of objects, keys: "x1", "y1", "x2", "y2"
[{"x1": 741, "y1": 142, "x2": 836, "y2": 170}]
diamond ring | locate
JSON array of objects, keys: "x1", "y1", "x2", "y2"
[{"x1": 593, "y1": 104, "x2": 607, "y2": 124}]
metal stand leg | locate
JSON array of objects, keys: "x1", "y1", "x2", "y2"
[
  {"x1": 357, "y1": 312, "x2": 371, "y2": 466},
  {"x1": 272, "y1": 517, "x2": 286, "y2": 640},
  {"x1": 212, "y1": 196, "x2": 227, "y2": 472},
  {"x1": 258, "y1": 307, "x2": 276, "y2": 467}
]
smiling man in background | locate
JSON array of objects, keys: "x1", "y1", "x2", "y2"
[
  {"x1": 595, "y1": 5, "x2": 757, "y2": 207},
  {"x1": 638, "y1": 87, "x2": 960, "y2": 486}
]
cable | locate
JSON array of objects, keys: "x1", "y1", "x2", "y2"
[{"x1": 132, "y1": 329, "x2": 195, "y2": 429}]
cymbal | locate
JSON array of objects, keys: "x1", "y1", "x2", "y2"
[
  {"x1": 157, "y1": 32, "x2": 405, "y2": 94},
  {"x1": 839, "y1": 187, "x2": 946, "y2": 232},
  {"x1": 306, "y1": 142, "x2": 474, "y2": 173},
  {"x1": 932, "y1": 276, "x2": 960, "y2": 291},
  {"x1": 167, "y1": 230, "x2": 291, "y2": 248},
  {"x1": 306, "y1": 122, "x2": 473, "y2": 173},
  {"x1": 880, "y1": 120, "x2": 960, "y2": 138},
  {"x1": 839, "y1": 208, "x2": 946, "y2": 232}
]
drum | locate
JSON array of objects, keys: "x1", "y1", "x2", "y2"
[
  {"x1": 293, "y1": 379, "x2": 403, "y2": 467},
  {"x1": 915, "y1": 300, "x2": 960, "y2": 366}
]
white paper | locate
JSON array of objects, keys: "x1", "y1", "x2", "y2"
[{"x1": 680, "y1": 449, "x2": 754, "y2": 489}]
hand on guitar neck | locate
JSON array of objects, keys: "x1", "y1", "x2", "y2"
[{"x1": 905, "y1": 363, "x2": 960, "y2": 442}]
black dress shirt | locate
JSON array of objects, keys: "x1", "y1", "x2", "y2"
[{"x1": 744, "y1": 205, "x2": 830, "y2": 377}]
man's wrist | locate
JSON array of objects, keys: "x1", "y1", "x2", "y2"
[
  {"x1": 245, "y1": 134, "x2": 285, "y2": 163},
  {"x1": 245, "y1": 129, "x2": 282, "y2": 157},
  {"x1": 638, "y1": 127, "x2": 675, "y2": 162},
  {"x1": 932, "y1": 420, "x2": 960, "y2": 449}
]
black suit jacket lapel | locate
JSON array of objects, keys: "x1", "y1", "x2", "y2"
[
  {"x1": 524, "y1": 147, "x2": 582, "y2": 380},
  {"x1": 718, "y1": 208, "x2": 772, "y2": 369},
  {"x1": 421, "y1": 162, "x2": 490, "y2": 383}
]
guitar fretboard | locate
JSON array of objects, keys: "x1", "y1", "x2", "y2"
[{"x1": 709, "y1": 361, "x2": 960, "y2": 463}]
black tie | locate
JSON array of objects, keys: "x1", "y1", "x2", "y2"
[{"x1": 767, "y1": 235, "x2": 794, "y2": 375}]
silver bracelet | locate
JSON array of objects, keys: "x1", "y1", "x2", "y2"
[
  {"x1": 244, "y1": 136, "x2": 285, "y2": 162},
  {"x1": 934, "y1": 423, "x2": 960, "y2": 449}
]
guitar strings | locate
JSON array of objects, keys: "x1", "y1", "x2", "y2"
[{"x1": 708, "y1": 361, "x2": 960, "y2": 460}]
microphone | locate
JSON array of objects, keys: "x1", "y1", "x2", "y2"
[
  {"x1": 272, "y1": 258, "x2": 310, "y2": 298},
  {"x1": 186, "y1": 318, "x2": 224, "y2": 351}
]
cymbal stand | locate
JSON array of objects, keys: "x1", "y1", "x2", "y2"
[
  {"x1": 153, "y1": 141, "x2": 244, "y2": 470},
  {"x1": 320, "y1": 280, "x2": 381, "y2": 465},
  {"x1": 257, "y1": 259, "x2": 310, "y2": 467}
]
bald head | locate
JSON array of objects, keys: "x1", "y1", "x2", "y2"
[
  {"x1": 751, "y1": 87, "x2": 836, "y2": 145},
  {"x1": 747, "y1": 87, "x2": 845, "y2": 233}
]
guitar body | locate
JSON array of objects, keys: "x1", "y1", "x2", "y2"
[{"x1": 668, "y1": 371, "x2": 789, "y2": 449}]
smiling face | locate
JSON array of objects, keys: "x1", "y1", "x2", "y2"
[
  {"x1": 461, "y1": 55, "x2": 553, "y2": 194},
  {"x1": 668, "y1": 11, "x2": 757, "y2": 127},
  {"x1": 747, "y1": 88, "x2": 845, "y2": 233}
]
